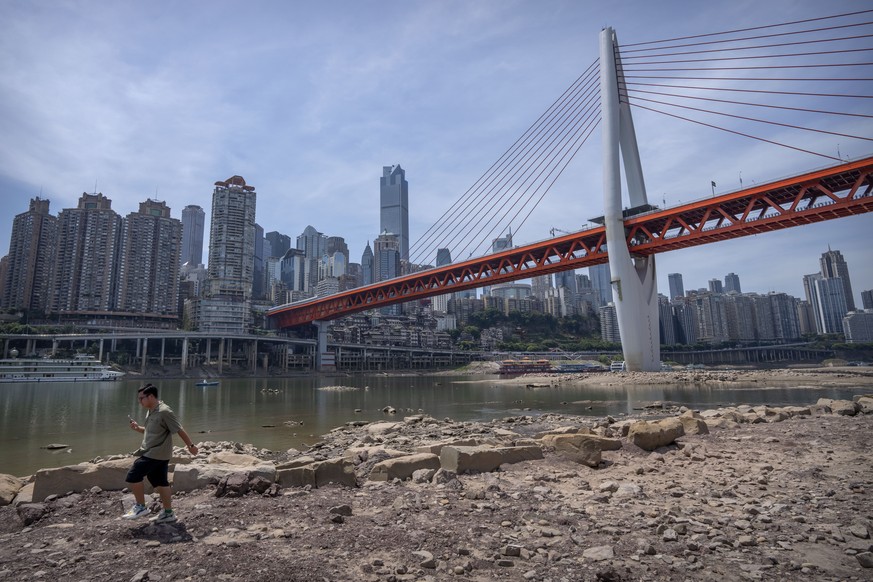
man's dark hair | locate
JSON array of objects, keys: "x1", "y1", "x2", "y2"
[{"x1": 138, "y1": 384, "x2": 158, "y2": 398}]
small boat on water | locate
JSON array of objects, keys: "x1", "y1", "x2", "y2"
[
  {"x1": 196, "y1": 380, "x2": 219, "y2": 387},
  {"x1": 0, "y1": 354, "x2": 125, "y2": 383}
]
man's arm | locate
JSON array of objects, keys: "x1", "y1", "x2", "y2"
[{"x1": 177, "y1": 428, "x2": 199, "y2": 455}]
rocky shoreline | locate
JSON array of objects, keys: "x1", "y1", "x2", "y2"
[{"x1": 1, "y1": 391, "x2": 872, "y2": 581}]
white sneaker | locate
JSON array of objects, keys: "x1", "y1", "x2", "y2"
[{"x1": 122, "y1": 503, "x2": 149, "y2": 519}]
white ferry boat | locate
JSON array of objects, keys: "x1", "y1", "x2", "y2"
[{"x1": 0, "y1": 354, "x2": 125, "y2": 383}]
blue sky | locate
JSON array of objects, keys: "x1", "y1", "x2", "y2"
[{"x1": 1, "y1": 0, "x2": 871, "y2": 304}]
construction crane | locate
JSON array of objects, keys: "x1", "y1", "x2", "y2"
[{"x1": 550, "y1": 227, "x2": 572, "y2": 237}]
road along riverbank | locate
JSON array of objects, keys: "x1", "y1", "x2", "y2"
[{"x1": 1, "y1": 392, "x2": 872, "y2": 581}]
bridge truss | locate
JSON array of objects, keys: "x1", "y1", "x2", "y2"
[{"x1": 267, "y1": 156, "x2": 873, "y2": 329}]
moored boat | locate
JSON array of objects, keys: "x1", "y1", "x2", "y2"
[
  {"x1": 196, "y1": 380, "x2": 219, "y2": 386},
  {"x1": 498, "y1": 359, "x2": 553, "y2": 375},
  {"x1": 0, "y1": 354, "x2": 125, "y2": 383}
]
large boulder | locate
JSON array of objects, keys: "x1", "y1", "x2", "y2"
[
  {"x1": 207, "y1": 452, "x2": 263, "y2": 466},
  {"x1": 440, "y1": 444, "x2": 543, "y2": 474},
  {"x1": 276, "y1": 457, "x2": 357, "y2": 489},
  {"x1": 627, "y1": 418, "x2": 685, "y2": 451},
  {"x1": 539, "y1": 434, "x2": 605, "y2": 468},
  {"x1": 0, "y1": 474, "x2": 25, "y2": 506},
  {"x1": 369, "y1": 453, "x2": 441, "y2": 481},
  {"x1": 678, "y1": 411, "x2": 710, "y2": 435},
  {"x1": 854, "y1": 395, "x2": 873, "y2": 414},
  {"x1": 32, "y1": 458, "x2": 133, "y2": 501},
  {"x1": 173, "y1": 462, "x2": 276, "y2": 493}
]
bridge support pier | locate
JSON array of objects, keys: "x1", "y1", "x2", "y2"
[
  {"x1": 600, "y1": 27, "x2": 660, "y2": 372},
  {"x1": 314, "y1": 321, "x2": 332, "y2": 371}
]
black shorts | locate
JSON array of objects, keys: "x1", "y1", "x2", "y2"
[{"x1": 126, "y1": 456, "x2": 170, "y2": 488}]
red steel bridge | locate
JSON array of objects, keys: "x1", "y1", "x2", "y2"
[{"x1": 268, "y1": 156, "x2": 873, "y2": 328}]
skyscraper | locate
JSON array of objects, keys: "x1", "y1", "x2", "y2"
[
  {"x1": 296, "y1": 225, "x2": 327, "y2": 292},
  {"x1": 819, "y1": 248, "x2": 855, "y2": 311},
  {"x1": 435, "y1": 248, "x2": 452, "y2": 267},
  {"x1": 803, "y1": 273, "x2": 823, "y2": 334},
  {"x1": 180, "y1": 204, "x2": 205, "y2": 266},
  {"x1": 373, "y1": 231, "x2": 401, "y2": 282},
  {"x1": 708, "y1": 278, "x2": 724, "y2": 294},
  {"x1": 492, "y1": 231, "x2": 512, "y2": 253},
  {"x1": 1, "y1": 197, "x2": 57, "y2": 313},
  {"x1": 265, "y1": 231, "x2": 291, "y2": 258},
  {"x1": 361, "y1": 242, "x2": 374, "y2": 286},
  {"x1": 50, "y1": 193, "x2": 123, "y2": 313},
  {"x1": 724, "y1": 272, "x2": 742, "y2": 294},
  {"x1": 205, "y1": 176, "x2": 257, "y2": 301},
  {"x1": 253, "y1": 223, "x2": 265, "y2": 299},
  {"x1": 668, "y1": 272, "x2": 685, "y2": 300},
  {"x1": 380, "y1": 165, "x2": 409, "y2": 260},
  {"x1": 116, "y1": 199, "x2": 182, "y2": 316}
]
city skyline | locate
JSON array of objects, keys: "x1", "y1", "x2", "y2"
[{"x1": 1, "y1": 2, "x2": 871, "y2": 302}]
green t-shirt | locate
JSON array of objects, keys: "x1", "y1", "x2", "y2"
[{"x1": 136, "y1": 401, "x2": 182, "y2": 461}]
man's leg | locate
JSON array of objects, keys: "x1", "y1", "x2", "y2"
[
  {"x1": 156, "y1": 485, "x2": 172, "y2": 510},
  {"x1": 128, "y1": 480, "x2": 146, "y2": 506}
]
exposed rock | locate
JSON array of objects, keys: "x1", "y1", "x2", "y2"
[
  {"x1": 0, "y1": 474, "x2": 24, "y2": 506},
  {"x1": 627, "y1": 417, "x2": 685, "y2": 451},
  {"x1": 439, "y1": 444, "x2": 543, "y2": 474},
  {"x1": 368, "y1": 453, "x2": 440, "y2": 481}
]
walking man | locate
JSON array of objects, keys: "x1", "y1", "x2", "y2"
[{"x1": 123, "y1": 383, "x2": 198, "y2": 523}]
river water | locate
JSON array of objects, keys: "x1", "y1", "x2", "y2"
[{"x1": 0, "y1": 373, "x2": 867, "y2": 478}]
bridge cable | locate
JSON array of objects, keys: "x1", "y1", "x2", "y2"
[
  {"x1": 629, "y1": 102, "x2": 841, "y2": 161},
  {"x1": 622, "y1": 12, "x2": 873, "y2": 48},
  {"x1": 410, "y1": 69, "x2": 598, "y2": 265},
  {"x1": 456, "y1": 101, "x2": 602, "y2": 259},
  {"x1": 627, "y1": 47, "x2": 873, "y2": 65},
  {"x1": 407, "y1": 60, "x2": 598, "y2": 264},
  {"x1": 621, "y1": 33, "x2": 873, "y2": 59},
  {"x1": 410, "y1": 64, "x2": 600, "y2": 265},
  {"x1": 407, "y1": 66, "x2": 593, "y2": 261},
  {"x1": 624, "y1": 95, "x2": 873, "y2": 142},
  {"x1": 625, "y1": 81, "x2": 873, "y2": 99},
  {"x1": 436, "y1": 81, "x2": 601, "y2": 262},
  {"x1": 624, "y1": 88, "x2": 873, "y2": 118}
]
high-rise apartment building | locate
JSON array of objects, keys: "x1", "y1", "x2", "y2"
[
  {"x1": 668, "y1": 272, "x2": 685, "y2": 300},
  {"x1": 658, "y1": 294, "x2": 677, "y2": 345},
  {"x1": 819, "y1": 248, "x2": 855, "y2": 311},
  {"x1": 205, "y1": 176, "x2": 257, "y2": 301},
  {"x1": 814, "y1": 277, "x2": 848, "y2": 334},
  {"x1": 862, "y1": 289, "x2": 873, "y2": 310},
  {"x1": 802, "y1": 273, "x2": 823, "y2": 334},
  {"x1": 50, "y1": 193, "x2": 123, "y2": 314},
  {"x1": 180, "y1": 204, "x2": 205, "y2": 266},
  {"x1": 599, "y1": 303, "x2": 620, "y2": 343},
  {"x1": 589, "y1": 263, "x2": 612, "y2": 306},
  {"x1": 708, "y1": 278, "x2": 724, "y2": 294},
  {"x1": 1, "y1": 197, "x2": 57, "y2": 312},
  {"x1": 116, "y1": 199, "x2": 182, "y2": 316},
  {"x1": 530, "y1": 274, "x2": 552, "y2": 301},
  {"x1": 380, "y1": 165, "x2": 409, "y2": 260},
  {"x1": 724, "y1": 272, "x2": 742, "y2": 294}
]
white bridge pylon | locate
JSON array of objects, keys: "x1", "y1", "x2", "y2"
[{"x1": 600, "y1": 27, "x2": 660, "y2": 371}]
